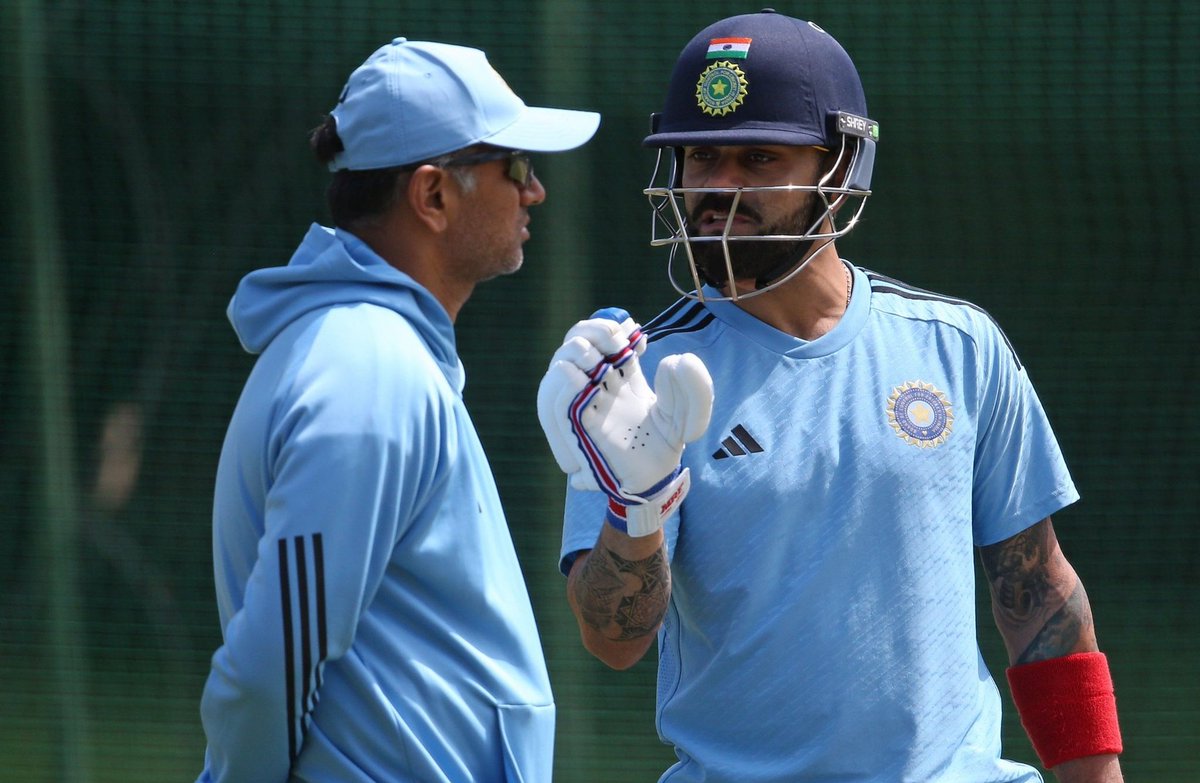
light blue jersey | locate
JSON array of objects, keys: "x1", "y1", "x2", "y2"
[
  {"x1": 561, "y1": 263, "x2": 1076, "y2": 783},
  {"x1": 200, "y1": 225, "x2": 553, "y2": 783}
]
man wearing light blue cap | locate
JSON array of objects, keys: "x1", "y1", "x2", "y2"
[{"x1": 197, "y1": 38, "x2": 599, "y2": 782}]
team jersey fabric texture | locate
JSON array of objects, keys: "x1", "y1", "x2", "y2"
[
  {"x1": 199, "y1": 224, "x2": 553, "y2": 783},
  {"x1": 560, "y1": 263, "x2": 1076, "y2": 783}
]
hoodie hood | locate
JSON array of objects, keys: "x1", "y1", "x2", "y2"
[{"x1": 227, "y1": 224, "x2": 462, "y2": 389}]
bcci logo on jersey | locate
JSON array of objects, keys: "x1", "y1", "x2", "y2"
[{"x1": 887, "y1": 381, "x2": 953, "y2": 448}]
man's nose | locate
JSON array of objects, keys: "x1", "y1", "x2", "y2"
[{"x1": 522, "y1": 172, "x2": 546, "y2": 206}]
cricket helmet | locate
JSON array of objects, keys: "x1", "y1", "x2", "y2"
[{"x1": 643, "y1": 10, "x2": 879, "y2": 301}]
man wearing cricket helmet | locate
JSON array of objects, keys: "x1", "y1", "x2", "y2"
[{"x1": 538, "y1": 10, "x2": 1123, "y2": 782}]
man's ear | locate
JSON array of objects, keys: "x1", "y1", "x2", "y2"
[
  {"x1": 826, "y1": 148, "x2": 853, "y2": 190},
  {"x1": 822, "y1": 148, "x2": 856, "y2": 215},
  {"x1": 405, "y1": 165, "x2": 452, "y2": 233}
]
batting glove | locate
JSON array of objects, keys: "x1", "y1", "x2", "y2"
[{"x1": 537, "y1": 308, "x2": 713, "y2": 536}]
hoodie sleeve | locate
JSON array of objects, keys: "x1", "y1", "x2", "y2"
[{"x1": 200, "y1": 308, "x2": 447, "y2": 782}]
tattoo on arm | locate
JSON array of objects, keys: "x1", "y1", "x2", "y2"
[
  {"x1": 1016, "y1": 582, "x2": 1091, "y2": 664},
  {"x1": 980, "y1": 519, "x2": 1094, "y2": 663},
  {"x1": 572, "y1": 546, "x2": 669, "y2": 641},
  {"x1": 981, "y1": 523, "x2": 1053, "y2": 629}
]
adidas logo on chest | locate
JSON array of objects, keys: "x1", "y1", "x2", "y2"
[{"x1": 712, "y1": 424, "x2": 763, "y2": 459}]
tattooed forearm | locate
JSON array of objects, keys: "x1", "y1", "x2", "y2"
[
  {"x1": 981, "y1": 523, "x2": 1055, "y2": 633},
  {"x1": 1016, "y1": 581, "x2": 1092, "y2": 664},
  {"x1": 980, "y1": 518, "x2": 1096, "y2": 664},
  {"x1": 572, "y1": 546, "x2": 670, "y2": 641}
]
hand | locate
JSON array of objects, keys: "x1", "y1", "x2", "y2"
[
  {"x1": 1052, "y1": 754, "x2": 1123, "y2": 783},
  {"x1": 537, "y1": 308, "x2": 713, "y2": 536}
]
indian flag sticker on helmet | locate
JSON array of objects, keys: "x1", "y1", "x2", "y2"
[
  {"x1": 706, "y1": 37, "x2": 752, "y2": 59},
  {"x1": 695, "y1": 61, "x2": 748, "y2": 116}
]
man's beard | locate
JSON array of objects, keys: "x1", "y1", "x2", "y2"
[{"x1": 685, "y1": 192, "x2": 819, "y2": 288}]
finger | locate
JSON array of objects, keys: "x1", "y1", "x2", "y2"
[
  {"x1": 563, "y1": 317, "x2": 631, "y2": 357},
  {"x1": 551, "y1": 335, "x2": 608, "y2": 375}
]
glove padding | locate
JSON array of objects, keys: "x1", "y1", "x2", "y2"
[{"x1": 537, "y1": 308, "x2": 713, "y2": 536}]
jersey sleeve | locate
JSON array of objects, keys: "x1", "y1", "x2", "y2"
[
  {"x1": 971, "y1": 318, "x2": 1079, "y2": 546},
  {"x1": 200, "y1": 330, "x2": 443, "y2": 782},
  {"x1": 559, "y1": 483, "x2": 608, "y2": 576}
]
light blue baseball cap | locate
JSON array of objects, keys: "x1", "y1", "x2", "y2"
[{"x1": 328, "y1": 38, "x2": 601, "y2": 171}]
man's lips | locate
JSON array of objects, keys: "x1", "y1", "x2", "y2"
[{"x1": 696, "y1": 211, "x2": 757, "y2": 235}]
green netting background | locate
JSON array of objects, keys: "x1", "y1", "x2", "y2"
[{"x1": 2, "y1": 1, "x2": 1196, "y2": 780}]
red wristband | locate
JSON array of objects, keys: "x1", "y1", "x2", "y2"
[{"x1": 1006, "y1": 652, "x2": 1123, "y2": 769}]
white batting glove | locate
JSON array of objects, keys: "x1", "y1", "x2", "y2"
[{"x1": 537, "y1": 308, "x2": 713, "y2": 536}]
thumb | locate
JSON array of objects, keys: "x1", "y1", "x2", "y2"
[{"x1": 650, "y1": 353, "x2": 714, "y2": 445}]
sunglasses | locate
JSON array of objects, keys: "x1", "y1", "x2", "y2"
[{"x1": 432, "y1": 149, "x2": 535, "y2": 188}]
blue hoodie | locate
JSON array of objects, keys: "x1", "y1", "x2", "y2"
[{"x1": 198, "y1": 225, "x2": 554, "y2": 783}]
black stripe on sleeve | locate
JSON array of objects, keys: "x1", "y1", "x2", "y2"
[
  {"x1": 293, "y1": 537, "x2": 313, "y2": 745},
  {"x1": 277, "y1": 538, "x2": 298, "y2": 763},
  {"x1": 312, "y1": 534, "x2": 327, "y2": 665},
  {"x1": 277, "y1": 533, "x2": 331, "y2": 763}
]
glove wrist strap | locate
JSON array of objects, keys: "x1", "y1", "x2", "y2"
[{"x1": 605, "y1": 468, "x2": 691, "y2": 537}]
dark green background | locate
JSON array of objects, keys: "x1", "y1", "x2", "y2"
[{"x1": 3, "y1": 1, "x2": 1196, "y2": 780}]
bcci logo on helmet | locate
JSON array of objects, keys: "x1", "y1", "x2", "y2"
[{"x1": 695, "y1": 61, "x2": 747, "y2": 116}]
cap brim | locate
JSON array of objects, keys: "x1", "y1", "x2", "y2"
[
  {"x1": 484, "y1": 106, "x2": 601, "y2": 152},
  {"x1": 643, "y1": 127, "x2": 826, "y2": 148}
]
